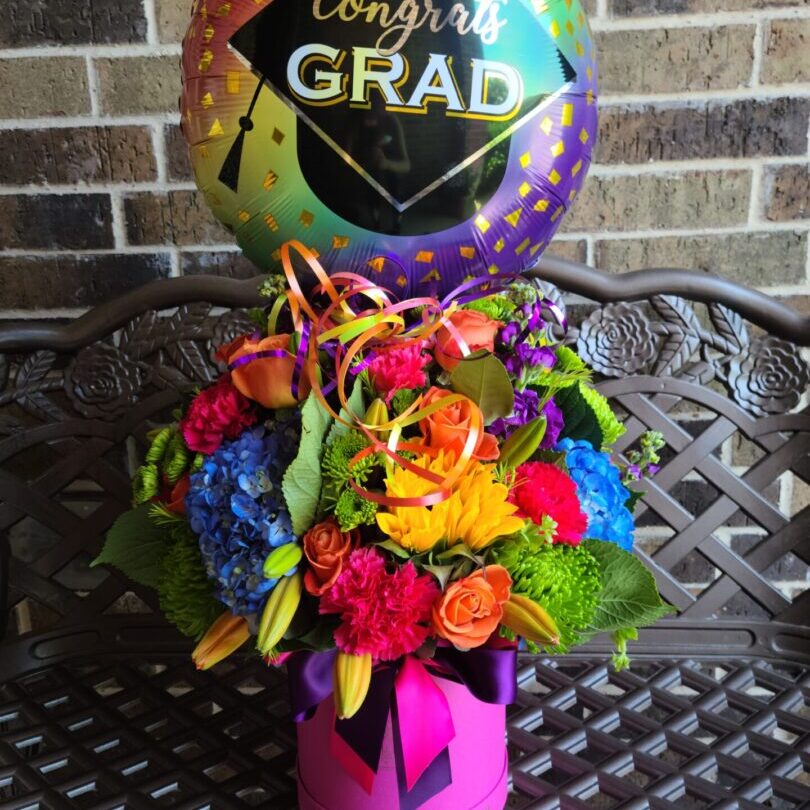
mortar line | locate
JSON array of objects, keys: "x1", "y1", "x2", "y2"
[
  {"x1": 0, "y1": 44, "x2": 182, "y2": 59},
  {"x1": 600, "y1": 85, "x2": 810, "y2": 104},
  {"x1": 0, "y1": 113, "x2": 181, "y2": 130},
  {"x1": 590, "y1": 157, "x2": 810, "y2": 177},
  {"x1": 562, "y1": 222, "x2": 810, "y2": 240},
  {"x1": 85, "y1": 56, "x2": 101, "y2": 118},
  {"x1": 0, "y1": 181, "x2": 198, "y2": 196},
  {"x1": 748, "y1": 162, "x2": 764, "y2": 227},
  {"x1": 150, "y1": 123, "x2": 169, "y2": 184},
  {"x1": 169, "y1": 247, "x2": 182, "y2": 278},
  {"x1": 0, "y1": 159, "x2": 806, "y2": 194},
  {"x1": 109, "y1": 190, "x2": 128, "y2": 250},
  {"x1": 142, "y1": 0, "x2": 160, "y2": 47},
  {"x1": 751, "y1": 20, "x2": 766, "y2": 87},
  {"x1": 589, "y1": 7, "x2": 810, "y2": 32}
]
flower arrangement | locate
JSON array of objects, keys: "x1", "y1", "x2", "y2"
[{"x1": 94, "y1": 242, "x2": 671, "y2": 803}]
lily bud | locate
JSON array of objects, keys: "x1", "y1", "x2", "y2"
[
  {"x1": 334, "y1": 651, "x2": 372, "y2": 720},
  {"x1": 257, "y1": 571, "x2": 303, "y2": 655},
  {"x1": 364, "y1": 398, "x2": 390, "y2": 439},
  {"x1": 263, "y1": 544, "x2": 303, "y2": 579},
  {"x1": 499, "y1": 416, "x2": 547, "y2": 468},
  {"x1": 501, "y1": 593, "x2": 560, "y2": 647},
  {"x1": 192, "y1": 612, "x2": 249, "y2": 670}
]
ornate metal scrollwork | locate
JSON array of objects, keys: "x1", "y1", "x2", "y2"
[{"x1": 575, "y1": 296, "x2": 810, "y2": 416}]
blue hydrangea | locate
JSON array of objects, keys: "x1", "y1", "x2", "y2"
[
  {"x1": 556, "y1": 438, "x2": 634, "y2": 551},
  {"x1": 186, "y1": 416, "x2": 301, "y2": 615}
]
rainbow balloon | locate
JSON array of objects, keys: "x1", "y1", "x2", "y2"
[{"x1": 181, "y1": 0, "x2": 598, "y2": 297}]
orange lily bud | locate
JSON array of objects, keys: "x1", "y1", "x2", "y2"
[{"x1": 192, "y1": 611, "x2": 250, "y2": 670}]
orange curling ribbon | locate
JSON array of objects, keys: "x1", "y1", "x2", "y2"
[{"x1": 278, "y1": 240, "x2": 486, "y2": 509}]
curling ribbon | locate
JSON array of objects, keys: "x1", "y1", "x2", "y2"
[
  {"x1": 287, "y1": 645, "x2": 517, "y2": 809},
  {"x1": 228, "y1": 240, "x2": 564, "y2": 509}
]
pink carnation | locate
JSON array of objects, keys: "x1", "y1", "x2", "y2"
[
  {"x1": 320, "y1": 547, "x2": 439, "y2": 660},
  {"x1": 509, "y1": 462, "x2": 588, "y2": 546},
  {"x1": 180, "y1": 375, "x2": 258, "y2": 455},
  {"x1": 368, "y1": 344, "x2": 430, "y2": 402}
]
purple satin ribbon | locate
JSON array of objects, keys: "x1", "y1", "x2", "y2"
[{"x1": 287, "y1": 646, "x2": 516, "y2": 809}]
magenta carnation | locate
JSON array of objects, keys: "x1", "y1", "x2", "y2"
[
  {"x1": 320, "y1": 547, "x2": 439, "y2": 660},
  {"x1": 368, "y1": 344, "x2": 430, "y2": 402},
  {"x1": 509, "y1": 462, "x2": 588, "y2": 546},
  {"x1": 180, "y1": 375, "x2": 258, "y2": 455}
]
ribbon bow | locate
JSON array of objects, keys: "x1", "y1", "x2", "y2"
[{"x1": 287, "y1": 646, "x2": 517, "y2": 809}]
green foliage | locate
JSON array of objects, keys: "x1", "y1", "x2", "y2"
[
  {"x1": 555, "y1": 384, "x2": 604, "y2": 449},
  {"x1": 322, "y1": 431, "x2": 377, "y2": 490},
  {"x1": 259, "y1": 273, "x2": 287, "y2": 298},
  {"x1": 578, "y1": 384, "x2": 626, "y2": 448},
  {"x1": 503, "y1": 281, "x2": 539, "y2": 308},
  {"x1": 530, "y1": 344, "x2": 592, "y2": 391},
  {"x1": 158, "y1": 526, "x2": 221, "y2": 640},
  {"x1": 392, "y1": 388, "x2": 418, "y2": 416},
  {"x1": 132, "y1": 463, "x2": 160, "y2": 506},
  {"x1": 163, "y1": 432, "x2": 190, "y2": 484},
  {"x1": 492, "y1": 529, "x2": 602, "y2": 652},
  {"x1": 450, "y1": 353, "x2": 514, "y2": 424},
  {"x1": 334, "y1": 487, "x2": 378, "y2": 531},
  {"x1": 92, "y1": 505, "x2": 170, "y2": 589},
  {"x1": 324, "y1": 380, "x2": 366, "y2": 446},
  {"x1": 145, "y1": 428, "x2": 173, "y2": 464},
  {"x1": 282, "y1": 393, "x2": 333, "y2": 535},
  {"x1": 463, "y1": 295, "x2": 515, "y2": 322},
  {"x1": 582, "y1": 540, "x2": 675, "y2": 636}
]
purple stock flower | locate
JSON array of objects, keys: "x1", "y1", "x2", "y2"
[
  {"x1": 499, "y1": 322, "x2": 521, "y2": 346},
  {"x1": 490, "y1": 390, "x2": 565, "y2": 449},
  {"x1": 490, "y1": 388, "x2": 540, "y2": 437},
  {"x1": 503, "y1": 340, "x2": 557, "y2": 377},
  {"x1": 539, "y1": 398, "x2": 564, "y2": 449}
]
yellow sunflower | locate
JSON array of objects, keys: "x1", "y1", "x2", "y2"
[{"x1": 376, "y1": 452, "x2": 525, "y2": 553}]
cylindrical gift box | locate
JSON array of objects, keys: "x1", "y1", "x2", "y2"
[{"x1": 297, "y1": 674, "x2": 508, "y2": 810}]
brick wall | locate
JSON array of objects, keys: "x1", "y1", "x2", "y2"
[{"x1": 0, "y1": 1, "x2": 808, "y2": 316}]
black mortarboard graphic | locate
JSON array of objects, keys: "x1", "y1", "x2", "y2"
[{"x1": 225, "y1": 0, "x2": 576, "y2": 210}]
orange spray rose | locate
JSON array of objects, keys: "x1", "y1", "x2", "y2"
[{"x1": 432, "y1": 566, "x2": 512, "y2": 649}]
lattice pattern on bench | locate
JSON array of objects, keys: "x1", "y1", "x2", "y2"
[{"x1": 1, "y1": 656, "x2": 807, "y2": 810}]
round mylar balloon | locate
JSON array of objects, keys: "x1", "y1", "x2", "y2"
[{"x1": 180, "y1": 0, "x2": 597, "y2": 297}]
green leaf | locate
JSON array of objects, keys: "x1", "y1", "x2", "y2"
[
  {"x1": 423, "y1": 564, "x2": 456, "y2": 590},
  {"x1": 375, "y1": 539, "x2": 412, "y2": 559},
  {"x1": 325, "y1": 380, "x2": 366, "y2": 446},
  {"x1": 578, "y1": 383, "x2": 626, "y2": 448},
  {"x1": 625, "y1": 489, "x2": 646, "y2": 513},
  {"x1": 436, "y1": 544, "x2": 482, "y2": 564},
  {"x1": 92, "y1": 505, "x2": 169, "y2": 589},
  {"x1": 555, "y1": 384, "x2": 604, "y2": 449},
  {"x1": 450, "y1": 353, "x2": 514, "y2": 424},
  {"x1": 283, "y1": 393, "x2": 333, "y2": 535},
  {"x1": 583, "y1": 539, "x2": 675, "y2": 636}
]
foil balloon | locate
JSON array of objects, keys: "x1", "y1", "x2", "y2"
[{"x1": 180, "y1": 0, "x2": 598, "y2": 297}]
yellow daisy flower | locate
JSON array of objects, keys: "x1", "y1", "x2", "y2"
[{"x1": 376, "y1": 452, "x2": 525, "y2": 553}]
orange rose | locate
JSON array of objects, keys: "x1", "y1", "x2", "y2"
[
  {"x1": 432, "y1": 566, "x2": 512, "y2": 649},
  {"x1": 419, "y1": 387, "x2": 499, "y2": 461},
  {"x1": 434, "y1": 310, "x2": 502, "y2": 372},
  {"x1": 226, "y1": 333, "x2": 310, "y2": 409},
  {"x1": 303, "y1": 518, "x2": 358, "y2": 596}
]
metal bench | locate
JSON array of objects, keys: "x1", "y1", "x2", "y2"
[{"x1": 1, "y1": 259, "x2": 808, "y2": 810}]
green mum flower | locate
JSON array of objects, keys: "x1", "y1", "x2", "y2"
[
  {"x1": 334, "y1": 487, "x2": 378, "y2": 532},
  {"x1": 493, "y1": 532, "x2": 602, "y2": 652},
  {"x1": 157, "y1": 527, "x2": 222, "y2": 640}
]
